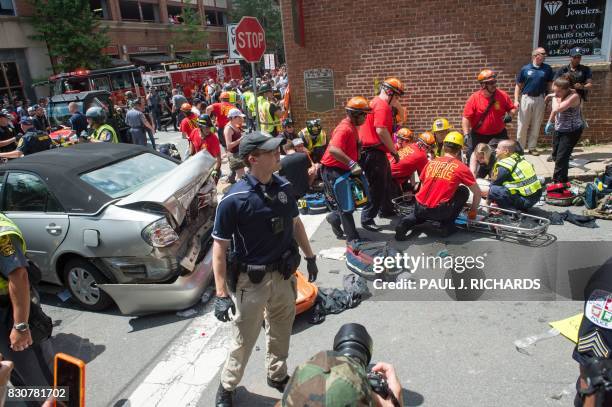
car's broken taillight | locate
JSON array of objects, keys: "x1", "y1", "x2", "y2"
[{"x1": 142, "y1": 217, "x2": 179, "y2": 247}]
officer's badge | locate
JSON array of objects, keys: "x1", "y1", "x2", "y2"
[
  {"x1": 585, "y1": 289, "x2": 612, "y2": 329},
  {"x1": 17, "y1": 138, "x2": 24, "y2": 148},
  {"x1": 577, "y1": 330, "x2": 610, "y2": 358},
  {"x1": 278, "y1": 191, "x2": 288, "y2": 204},
  {"x1": 0, "y1": 235, "x2": 15, "y2": 257}
]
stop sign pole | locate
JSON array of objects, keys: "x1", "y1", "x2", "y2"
[{"x1": 235, "y1": 16, "x2": 266, "y2": 132}]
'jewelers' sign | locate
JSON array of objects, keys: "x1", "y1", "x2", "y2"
[{"x1": 538, "y1": 0, "x2": 607, "y2": 56}]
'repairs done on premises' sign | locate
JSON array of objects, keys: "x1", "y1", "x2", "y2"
[
  {"x1": 304, "y1": 69, "x2": 335, "y2": 113},
  {"x1": 539, "y1": 0, "x2": 607, "y2": 57}
]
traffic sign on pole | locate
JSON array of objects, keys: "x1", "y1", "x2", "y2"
[
  {"x1": 235, "y1": 16, "x2": 266, "y2": 63},
  {"x1": 235, "y1": 16, "x2": 266, "y2": 131}
]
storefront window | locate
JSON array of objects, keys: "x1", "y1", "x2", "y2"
[
  {"x1": 0, "y1": 0, "x2": 15, "y2": 16},
  {"x1": 0, "y1": 62, "x2": 23, "y2": 101},
  {"x1": 535, "y1": 0, "x2": 612, "y2": 62}
]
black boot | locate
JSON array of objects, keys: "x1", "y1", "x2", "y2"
[
  {"x1": 326, "y1": 213, "x2": 344, "y2": 239},
  {"x1": 395, "y1": 218, "x2": 415, "y2": 241},
  {"x1": 362, "y1": 220, "x2": 382, "y2": 232},
  {"x1": 215, "y1": 383, "x2": 234, "y2": 407},
  {"x1": 267, "y1": 375, "x2": 290, "y2": 392}
]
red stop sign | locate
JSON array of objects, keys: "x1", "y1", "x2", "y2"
[{"x1": 235, "y1": 16, "x2": 266, "y2": 63}]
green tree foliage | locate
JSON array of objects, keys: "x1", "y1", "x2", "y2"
[
  {"x1": 28, "y1": 0, "x2": 111, "y2": 72},
  {"x1": 171, "y1": 8, "x2": 210, "y2": 62},
  {"x1": 230, "y1": 0, "x2": 284, "y2": 60}
]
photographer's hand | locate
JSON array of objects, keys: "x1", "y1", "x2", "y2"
[{"x1": 371, "y1": 362, "x2": 403, "y2": 407}]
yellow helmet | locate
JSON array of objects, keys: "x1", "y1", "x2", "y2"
[
  {"x1": 432, "y1": 118, "x2": 453, "y2": 132},
  {"x1": 443, "y1": 131, "x2": 464, "y2": 147}
]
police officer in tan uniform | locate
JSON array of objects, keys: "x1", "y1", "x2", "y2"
[{"x1": 212, "y1": 131, "x2": 318, "y2": 407}]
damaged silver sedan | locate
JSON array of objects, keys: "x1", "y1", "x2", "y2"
[{"x1": 2, "y1": 143, "x2": 217, "y2": 314}]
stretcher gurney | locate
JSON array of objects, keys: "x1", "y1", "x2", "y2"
[
  {"x1": 454, "y1": 205, "x2": 550, "y2": 241},
  {"x1": 391, "y1": 193, "x2": 550, "y2": 241}
]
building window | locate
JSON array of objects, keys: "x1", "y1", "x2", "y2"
[
  {"x1": 90, "y1": 0, "x2": 110, "y2": 19},
  {"x1": 0, "y1": 0, "x2": 15, "y2": 16},
  {"x1": 0, "y1": 62, "x2": 23, "y2": 101},
  {"x1": 120, "y1": 0, "x2": 159, "y2": 22},
  {"x1": 534, "y1": 0, "x2": 612, "y2": 63},
  {"x1": 205, "y1": 10, "x2": 225, "y2": 26},
  {"x1": 202, "y1": 0, "x2": 226, "y2": 8}
]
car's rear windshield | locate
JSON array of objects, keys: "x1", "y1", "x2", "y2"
[{"x1": 80, "y1": 153, "x2": 177, "y2": 198}]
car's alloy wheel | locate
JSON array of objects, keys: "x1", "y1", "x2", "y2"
[{"x1": 63, "y1": 259, "x2": 114, "y2": 311}]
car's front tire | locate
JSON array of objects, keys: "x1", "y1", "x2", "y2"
[{"x1": 63, "y1": 259, "x2": 114, "y2": 311}]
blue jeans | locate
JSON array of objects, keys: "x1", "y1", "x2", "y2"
[{"x1": 488, "y1": 185, "x2": 542, "y2": 211}]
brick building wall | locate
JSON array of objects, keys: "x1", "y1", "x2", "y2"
[{"x1": 279, "y1": 0, "x2": 612, "y2": 144}]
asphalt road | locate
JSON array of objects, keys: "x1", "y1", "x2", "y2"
[{"x1": 32, "y1": 131, "x2": 611, "y2": 407}]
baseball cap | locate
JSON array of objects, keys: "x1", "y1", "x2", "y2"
[
  {"x1": 281, "y1": 351, "x2": 372, "y2": 406},
  {"x1": 20, "y1": 117, "x2": 34, "y2": 126},
  {"x1": 292, "y1": 138, "x2": 304, "y2": 146},
  {"x1": 0, "y1": 111, "x2": 8, "y2": 118},
  {"x1": 228, "y1": 108, "x2": 246, "y2": 119},
  {"x1": 570, "y1": 47, "x2": 582, "y2": 57},
  {"x1": 239, "y1": 131, "x2": 283, "y2": 158}
]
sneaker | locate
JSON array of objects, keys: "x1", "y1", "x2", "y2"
[
  {"x1": 362, "y1": 220, "x2": 382, "y2": 232},
  {"x1": 215, "y1": 384, "x2": 234, "y2": 407},
  {"x1": 267, "y1": 375, "x2": 290, "y2": 392}
]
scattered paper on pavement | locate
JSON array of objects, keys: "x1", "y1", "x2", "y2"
[
  {"x1": 319, "y1": 247, "x2": 346, "y2": 261},
  {"x1": 549, "y1": 313, "x2": 583, "y2": 343}
]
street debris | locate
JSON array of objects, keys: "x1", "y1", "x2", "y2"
[
  {"x1": 514, "y1": 327, "x2": 560, "y2": 355},
  {"x1": 319, "y1": 247, "x2": 346, "y2": 261},
  {"x1": 176, "y1": 308, "x2": 198, "y2": 318},
  {"x1": 57, "y1": 290, "x2": 72, "y2": 302}
]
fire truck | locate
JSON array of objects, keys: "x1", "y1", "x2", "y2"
[
  {"x1": 48, "y1": 65, "x2": 145, "y2": 107},
  {"x1": 159, "y1": 59, "x2": 242, "y2": 99}
]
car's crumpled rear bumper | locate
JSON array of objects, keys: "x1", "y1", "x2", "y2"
[{"x1": 99, "y1": 246, "x2": 213, "y2": 315}]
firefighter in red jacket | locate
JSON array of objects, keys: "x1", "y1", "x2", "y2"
[
  {"x1": 320, "y1": 97, "x2": 372, "y2": 241},
  {"x1": 388, "y1": 131, "x2": 435, "y2": 196},
  {"x1": 358, "y1": 78, "x2": 403, "y2": 231}
]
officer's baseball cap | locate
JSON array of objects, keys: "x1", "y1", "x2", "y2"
[
  {"x1": 20, "y1": 117, "x2": 33, "y2": 126},
  {"x1": 239, "y1": 131, "x2": 284, "y2": 159},
  {"x1": 281, "y1": 351, "x2": 372, "y2": 406},
  {"x1": 0, "y1": 111, "x2": 8, "y2": 118},
  {"x1": 569, "y1": 47, "x2": 582, "y2": 57}
]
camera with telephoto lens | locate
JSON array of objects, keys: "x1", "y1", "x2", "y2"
[{"x1": 333, "y1": 323, "x2": 391, "y2": 400}]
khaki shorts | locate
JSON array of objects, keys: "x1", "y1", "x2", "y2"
[{"x1": 229, "y1": 153, "x2": 246, "y2": 171}]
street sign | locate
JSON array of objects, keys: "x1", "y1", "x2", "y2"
[
  {"x1": 235, "y1": 16, "x2": 266, "y2": 63},
  {"x1": 304, "y1": 68, "x2": 335, "y2": 113},
  {"x1": 226, "y1": 23, "x2": 242, "y2": 60},
  {"x1": 264, "y1": 54, "x2": 275, "y2": 70}
]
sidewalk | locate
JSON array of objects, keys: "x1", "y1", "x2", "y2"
[{"x1": 525, "y1": 143, "x2": 612, "y2": 182}]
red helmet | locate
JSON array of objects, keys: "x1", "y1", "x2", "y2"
[
  {"x1": 180, "y1": 103, "x2": 192, "y2": 112},
  {"x1": 396, "y1": 128, "x2": 414, "y2": 141},
  {"x1": 477, "y1": 69, "x2": 497, "y2": 83},
  {"x1": 219, "y1": 91, "x2": 230, "y2": 100},
  {"x1": 417, "y1": 131, "x2": 436, "y2": 147}
]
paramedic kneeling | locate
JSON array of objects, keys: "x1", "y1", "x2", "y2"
[
  {"x1": 395, "y1": 131, "x2": 482, "y2": 240},
  {"x1": 485, "y1": 140, "x2": 542, "y2": 211}
]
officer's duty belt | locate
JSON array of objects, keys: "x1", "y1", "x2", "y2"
[{"x1": 237, "y1": 261, "x2": 282, "y2": 274}]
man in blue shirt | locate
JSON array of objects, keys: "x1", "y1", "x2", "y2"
[
  {"x1": 67, "y1": 102, "x2": 88, "y2": 136},
  {"x1": 211, "y1": 131, "x2": 318, "y2": 407},
  {"x1": 514, "y1": 47, "x2": 553, "y2": 156}
]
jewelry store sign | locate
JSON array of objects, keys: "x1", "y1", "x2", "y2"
[{"x1": 538, "y1": 0, "x2": 607, "y2": 56}]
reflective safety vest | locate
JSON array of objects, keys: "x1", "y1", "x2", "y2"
[
  {"x1": 0, "y1": 213, "x2": 26, "y2": 296},
  {"x1": 228, "y1": 91, "x2": 238, "y2": 104},
  {"x1": 258, "y1": 98, "x2": 281, "y2": 134},
  {"x1": 299, "y1": 128, "x2": 328, "y2": 153},
  {"x1": 243, "y1": 91, "x2": 256, "y2": 117},
  {"x1": 93, "y1": 124, "x2": 118, "y2": 143},
  {"x1": 493, "y1": 153, "x2": 541, "y2": 196}
]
